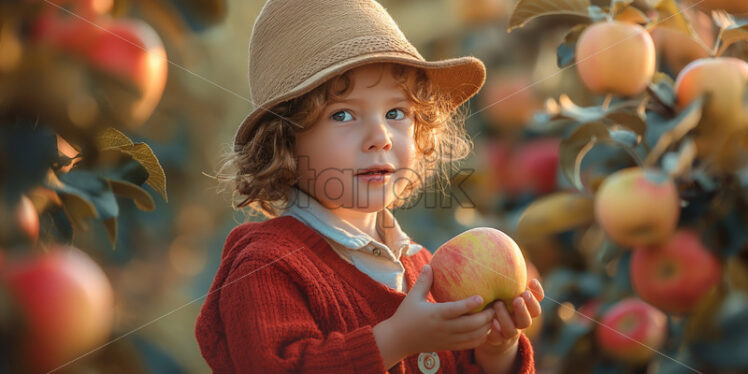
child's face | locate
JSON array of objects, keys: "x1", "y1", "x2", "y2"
[{"x1": 294, "y1": 63, "x2": 418, "y2": 213}]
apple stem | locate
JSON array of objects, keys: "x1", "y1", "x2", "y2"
[{"x1": 602, "y1": 94, "x2": 613, "y2": 111}]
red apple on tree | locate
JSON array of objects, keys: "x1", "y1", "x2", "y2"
[
  {"x1": 83, "y1": 18, "x2": 168, "y2": 127},
  {"x1": 594, "y1": 167, "x2": 680, "y2": 248},
  {"x1": 482, "y1": 139, "x2": 514, "y2": 192},
  {"x1": 506, "y1": 138, "x2": 560, "y2": 196},
  {"x1": 1, "y1": 246, "x2": 114, "y2": 373},
  {"x1": 596, "y1": 298, "x2": 667, "y2": 365},
  {"x1": 430, "y1": 227, "x2": 527, "y2": 314},
  {"x1": 630, "y1": 230, "x2": 722, "y2": 314},
  {"x1": 30, "y1": 10, "x2": 168, "y2": 128}
]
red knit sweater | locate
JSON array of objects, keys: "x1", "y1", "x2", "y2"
[{"x1": 195, "y1": 215, "x2": 535, "y2": 373}]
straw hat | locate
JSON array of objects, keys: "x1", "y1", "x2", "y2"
[{"x1": 234, "y1": 0, "x2": 486, "y2": 151}]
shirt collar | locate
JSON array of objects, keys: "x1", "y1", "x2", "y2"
[{"x1": 280, "y1": 186, "x2": 422, "y2": 258}]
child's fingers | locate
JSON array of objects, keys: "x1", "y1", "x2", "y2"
[
  {"x1": 446, "y1": 307, "x2": 494, "y2": 333},
  {"x1": 409, "y1": 264, "x2": 433, "y2": 300},
  {"x1": 493, "y1": 301, "x2": 518, "y2": 339},
  {"x1": 512, "y1": 297, "x2": 532, "y2": 330},
  {"x1": 522, "y1": 290, "x2": 542, "y2": 318},
  {"x1": 528, "y1": 279, "x2": 544, "y2": 302},
  {"x1": 453, "y1": 320, "x2": 492, "y2": 346},
  {"x1": 438, "y1": 295, "x2": 484, "y2": 319}
]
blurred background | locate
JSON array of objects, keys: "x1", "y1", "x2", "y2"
[{"x1": 1, "y1": 0, "x2": 747, "y2": 373}]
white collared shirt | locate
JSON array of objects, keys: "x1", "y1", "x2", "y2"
[{"x1": 280, "y1": 186, "x2": 423, "y2": 293}]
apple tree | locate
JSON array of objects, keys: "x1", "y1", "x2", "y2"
[{"x1": 482, "y1": 0, "x2": 748, "y2": 373}]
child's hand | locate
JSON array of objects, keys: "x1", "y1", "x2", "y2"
[
  {"x1": 475, "y1": 278, "x2": 544, "y2": 356},
  {"x1": 387, "y1": 264, "x2": 497, "y2": 356}
]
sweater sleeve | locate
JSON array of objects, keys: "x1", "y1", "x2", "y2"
[
  {"x1": 218, "y1": 256, "x2": 387, "y2": 374},
  {"x1": 455, "y1": 334, "x2": 535, "y2": 374}
]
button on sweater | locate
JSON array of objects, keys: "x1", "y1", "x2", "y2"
[{"x1": 195, "y1": 215, "x2": 535, "y2": 373}]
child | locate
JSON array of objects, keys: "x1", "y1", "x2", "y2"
[{"x1": 195, "y1": 0, "x2": 544, "y2": 373}]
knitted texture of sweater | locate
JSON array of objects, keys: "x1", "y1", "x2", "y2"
[{"x1": 195, "y1": 215, "x2": 535, "y2": 373}]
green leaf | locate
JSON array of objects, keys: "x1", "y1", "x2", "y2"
[
  {"x1": 515, "y1": 192, "x2": 595, "y2": 241},
  {"x1": 58, "y1": 193, "x2": 97, "y2": 231},
  {"x1": 606, "y1": 112, "x2": 647, "y2": 141},
  {"x1": 653, "y1": 0, "x2": 697, "y2": 37},
  {"x1": 716, "y1": 24, "x2": 748, "y2": 57},
  {"x1": 647, "y1": 72, "x2": 676, "y2": 109},
  {"x1": 55, "y1": 170, "x2": 119, "y2": 220},
  {"x1": 96, "y1": 128, "x2": 168, "y2": 202},
  {"x1": 114, "y1": 143, "x2": 167, "y2": 202},
  {"x1": 96, "y1": 127, "x2": 134, "y2": 149},
  {"x1": 587, "y1": 5, "x2": 608, "y2": 22},
  {"x1": 508, "y1": 0, "x2": 591, "y2": 32},
  {"x1": 644, "y1": 96, "x2": 703, "y2": 166},
  {"x1": 557, "y1": 24, "x2": 587, "y2": 68},
  {"x1": 560, "y1": 122, "x2": 612, "y2": 190},
  {"x1": 102, "y1": 218, "x2": 117, "y2": 249},
  {"x1": 108, "y1": 179, "x2": 155, "y2": 211},
  {"x1": 661, "y1": 138, "x2": 696, "y2": 177},
  {"x1": 558, "y1": 94, "x2": 607, "y2": 123}
]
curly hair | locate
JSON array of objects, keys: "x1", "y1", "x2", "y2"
[{"x1": 218, "y1": 62, "x2": 474, "y2": 219}]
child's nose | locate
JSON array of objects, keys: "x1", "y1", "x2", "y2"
[{"x1": 364, "y1": 119, "x2": 392, "y2": 151}]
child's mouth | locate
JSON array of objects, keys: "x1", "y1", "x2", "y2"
[{"x1": 356, "y1": 170, "x2": 392, "y2": 183}]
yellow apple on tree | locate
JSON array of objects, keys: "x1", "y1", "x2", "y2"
[
  {"x1": 674, "y1": 57, "x2": 748, "y2": 163},
  {"x1": 430, "y1": 227, "x2": 527, "y2": 314},
  {"x1": 575, "y1": 21, "x2": 656, "y2": 96},
  {"x1": 594, "y1": 167, "x2": 680, "y2": 248}
]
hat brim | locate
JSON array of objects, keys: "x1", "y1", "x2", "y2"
[{"x1": 233, "y1": 52, "x2": 486, "y2": 151}]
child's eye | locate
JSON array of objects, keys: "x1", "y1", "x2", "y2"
[
  {"x1": 386, "y1": 108, "x2": 407, "y2": 120},
  {"x1": 331, "y1": 110, "x2": 354, "y2": 122}
]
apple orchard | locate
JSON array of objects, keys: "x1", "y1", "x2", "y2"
[
  {"x1": 0, "y1": 0, "x2": 747, "y2": 373},
  {"x1": 475, "y1": 0, "x2": 748, "y2": 373}
]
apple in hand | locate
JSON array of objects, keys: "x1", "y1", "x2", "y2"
[
  {"x1": 594, "y1": 167, "x2": 680, "y2": 248},
  {"x1": 630, "y1": 230, "x2": 721, "y2": 314},
  {"x1": 596, "y1": 298, "x2": 667, "y2": 365},
  {"x1": 1, "y1": 246, "x2": 114, "y2": 373},
  {"x1": 430, "y1": 227, "x2": 527, "y2": 314}
]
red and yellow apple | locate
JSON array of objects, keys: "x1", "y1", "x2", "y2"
[
  {"x1": 575, "y1": 21, "x2": 656, "y2": 96},
  {"x1": 630, "y1": 230, "x2": 721, "y2": 314},
  {"x1": 594, "y1": 167, "x2": 680, "y2": 248},
  {"x1": 674, "y1": 57, "x2": 748, "y2": 161},
  {"x1": 479, "y1": 73, "x2": 541, "y2": 131},
  {"x1": 430, "y1": 227, "x2": 527, "y2": 314},
  {"x1": 1, "y1": 246, "x2": 114, "y2": 373},
  {"x1": 596, "y1": 298, "x2": 667, "y2": 365}
]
